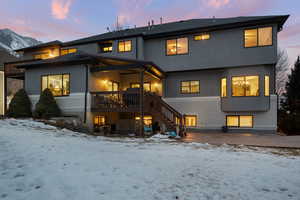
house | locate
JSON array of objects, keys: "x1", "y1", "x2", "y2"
[
  {"x1": 0, "y1": 48, "x2": 17, "y2": 115},
  {"x1": 4, "y1": 15, "x2": 289, "y2": 134}
]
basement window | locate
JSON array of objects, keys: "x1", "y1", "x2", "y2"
[
  {"x1": 226, "y1": 115, "x2": 253, "y2": 128},
  {"x1": 184, "y1": 115, "x2": 197, "y2": 127}
]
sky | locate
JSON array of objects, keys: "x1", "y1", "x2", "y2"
[{"x1": 0, "y1": 0, "x2": 299, "y2": 64}]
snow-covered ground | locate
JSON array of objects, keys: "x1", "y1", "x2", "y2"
[{"x1": 0, "y1": 119, "x2": 300, "y2": 200}]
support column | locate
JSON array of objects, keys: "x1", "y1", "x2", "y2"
[{"x1": 139, "y1": 69, "x2": 144, "y2": 137}]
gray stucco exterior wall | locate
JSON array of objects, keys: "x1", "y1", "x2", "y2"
[
  {"x1": 25, "y1": 64, "x2": 86, "y2": 95},
  {"x1": 144, "y1": 24, "x2": 278, "y2": 72}
]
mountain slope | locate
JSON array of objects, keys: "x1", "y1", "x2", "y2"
[{"x1": 0, "y1": 29, "x2": 41, "y2": 56}]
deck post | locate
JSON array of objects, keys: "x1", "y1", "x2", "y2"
[{"x1": 139, "y1": 69, "x2": 144, "y2": 137}]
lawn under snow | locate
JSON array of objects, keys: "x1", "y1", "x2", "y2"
[{"x1": 0, "y1": 119, "x2": 300, "y2": 200}]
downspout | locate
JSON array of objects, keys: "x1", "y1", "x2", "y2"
[{"x1": 83, "y1": 64, "x2": 89, "y2": 123}]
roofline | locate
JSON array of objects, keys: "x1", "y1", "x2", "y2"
[
  {"x1": 62, "y1": 15, "x2": 289, "y2": 47},
  {"x1": 15, "y1": 40, "x2": 62, "y2": 52}
]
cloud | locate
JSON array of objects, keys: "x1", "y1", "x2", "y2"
[
  {"x1": 207, "y1": 0, "x2": 230, "y2": 8},
  {"x1": 51, "y1": 0, "x2": 74, "y2": 20},
  {"x1": 287, "y1": 45, "x2": 300, "y2": 49}
]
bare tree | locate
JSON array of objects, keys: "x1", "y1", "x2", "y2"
[{"x1": 276, "y1": 49, "x2": 290, "y2": 96}]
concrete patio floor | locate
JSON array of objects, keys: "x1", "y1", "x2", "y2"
[{"x1": 182, "y1": 132, "x2": 300, "y2": 149}]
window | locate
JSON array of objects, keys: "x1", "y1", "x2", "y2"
[
  {"x1": 99, "y1": 41, "x2": 113, "y2": 53},
  {"x1": 232, "y1": 76, "x2": 259, "y2": 96},
  {"x1": 226, "y1": 116, "x2": 253, "y2": 128},
  {"x1": 244, "y1": 27, "x2": 272, "y2": 48},
  {"x1": 221, "y1": 78, "x2": 227, "y2": 97},
  {"x1": 166, "y1": 37, "x2": 188, "y2": 55},
  {"x1": 194, "y1": 33, "x2": 210, "y2": 41},
  {"x1": 34, "y1": 52, "x2": 50, "y2": 59},
  {"x1": 118, "y1": 40, "x2": 132, "y2": 52},
  {"x1": 61, "y1": 48, "x2": 77, "y2": 56},
  {"x1": 107, "y1": 81, "x2": 119, "y2": 91},
  {"x1": 135, "y1": 115, "x2": 152, "y2": 126},
  {"x1": 181, "y1": 81, "x2": 199, "y2": 94},
  {"x1": 264, "y1": 76, "x2": 270, "y2": 96},
  {"x1": 41, "y1": 74, "x2": 70, "y2": 96},
  {"x1": 184, "y1": 115, "x2": 197, "y2": 127},
  {"x1": 94, "y1": 116, "x2": 105, "y2": 126},
  {"x1": 130, "y1": 82, "x2": 151, "y2": 92}
]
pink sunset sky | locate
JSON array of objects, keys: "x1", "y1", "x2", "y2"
[{"x1": 1, "y1": 0, "x2": 299, "y2": 63}]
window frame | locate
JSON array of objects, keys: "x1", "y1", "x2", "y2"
[
  {"x1": 166, "y1": 37, "x2": 189, "y2": 56},
  {"x1": 130, "y1": 82, "x2": 151, "y2": 91},
  {"x1": 118, "y1": 40, "x2": 132, "y2": 53},
  {"x1": 40, "y1": 73, "x2": 70, "y2": 97},
  {"x1": 231, "y1": 75, "x2": 260, "y2": 97},
  {"x1": 184, "y1": 115, "x2": 197, "y2": 127},
  {"x1": 94, "y1": 115, "x2": 106, "y2": 126},
  {"x1": 221, "y1": 77, "x2": 227, "y2": 97},
  {"x1": 99, "y1": 41, "x2": 113, "y2": 53},
  {"x1": 60, "y1": 48, "x2": 77, "y2": 56},
  {"x1": 194, "y1": 33, "x2": 210, "y2": 41},
  {"x1": 264, "y1": 75, "x2": 270, "y2": 96},
  {"x1": 226, "y1": 115, "x2": 253, "y2": 128},
  {"x1": 244, "y1": 26, "x2": 273, "y2": 48},
  {"x1": 180, "y1": 80, "x2": 200, "y2": 94}
]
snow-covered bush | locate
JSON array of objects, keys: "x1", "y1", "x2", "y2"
[
  {"x1": 7, "y1": 89, "x2": 32, "y2": 118},
  {"x1": 33, "y1": 88, "x2": 61, "y2": 119}
]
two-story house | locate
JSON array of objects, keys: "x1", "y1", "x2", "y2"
[{"x1": 4, "y1": 15, "x2": 289, "y2": 134}]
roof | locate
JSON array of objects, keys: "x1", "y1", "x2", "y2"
[
  {"x1": 63, "y1": 15, "x2": 289, "y2": 46},
  {"x1": 0, "y1": 48, "x2": 17, "y2": 70},
  {"x1": 15, "y1": 51, "x2": 165, "y2": 78},
  {"x1": 15, "y1": 40, "x2": 62, "y2": 52}
]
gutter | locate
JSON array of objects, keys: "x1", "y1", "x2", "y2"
[{"x1": 84, "y1": 64, "x2": 89, "y2": 123}]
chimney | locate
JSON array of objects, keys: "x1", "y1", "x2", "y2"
[
  {"x1": 151, "y1": 20, "x2": 154, "y2": 26},
  {"x1": 160, "y1": 17, "x2": 163, "y2": 24},
  {"x1": 148, "y1": 21, "x2": 151, "y2": 30}
]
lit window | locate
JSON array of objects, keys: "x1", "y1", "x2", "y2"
[
  {"x1": 232, "y1": 76, "x2": 259, "y2": 97},
  {"x1": 94, "y1": 116, "x2": 105, "y2": 126},
  {"x1": 264, "y1": 75, "x2": 270, "y2": 96},
  {"x1": 34, "y1": 52, "x2": 50, "y2": 59},
  {"x1": 185, "y1": 115, "x2": 197, "y2": 127},
  {"x1": 41, "y1": 74, "x2": 70, "y2": 96},
  {"x1": 61, "y1": 48, "x2": 77, "y2": 56},
  {"x1": 181, "y1": 81, "x2": 199, "y2": 94},
  {"x1": 130, "y1": 82, "x2": 151, "y2": 92},
  {"x1": 107, "y1": 81, "x2": 119, "y2": 91},
  {"x1": 135, "y1": 115, "x2": 152, "y2": 126},
  {"x1": 244, "y1": 27, "x2": 272, "y2": 47},
  {"x1": 118, "y1": 40, "x2": 132, "y2": 52},
  {"x1": 194, "y1": 33, "x2": 210, "y2": 41},
  {"x1": 226, "y1": 116, "x2": 253, "y2": 128},
  {"x1": 166, "y1": 37, "x2": 188, "y2": 55},
  {"x1": 99, "y1": 42, "x2": 113, "y2": 53},
  {"x1": 221, "y1": 78, "x2": 227, "y2": 97}
]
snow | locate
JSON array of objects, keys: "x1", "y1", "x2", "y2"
[{"x1": 0, "y1": 119, "x2": 300, "y2": 200}]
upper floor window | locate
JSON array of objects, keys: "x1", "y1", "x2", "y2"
[
  {"x1": 244, "y1": 27, "x2": 272, "y2": 48},
  {"x1": 41, "y1": 74, "x2": 70, "y2": 96},
  {"x1": 221, "y1": 78, "x2": 227, "y2": 97},
  {"x1": 232, "y1": 76, "x2": 259, "y2": 97},
  {"x1": 99, "y1": 41, "x2": 113, "y2": 53},
  {"x1": 264, "y1": 75, "x2": 270, "y2": 96},
  {"x1": 194, "y1": 33, "x2": 210, "y2": 41},
  {"x1": 118, "y1": 40, "x2": 132, "y2": 52},
  {"x1": 181, "y1": 80, "x2": 200, "y2": 94},
  {"x1": 34, "y1": 52, "x2": 50, "y2": 59},
  {"x1": 130, "y1": 82, "x2": 151, "y2": 92},
  {"x1": 61, "y1": 48, "x2": 77, "y2": 56},
  {"x1": 166, "y1": 37, "x2": 188, "y2": 55}
]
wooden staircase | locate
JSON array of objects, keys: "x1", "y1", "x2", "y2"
[{"x1": 144, "y1": 92, "x2": 186, "y2": 136}]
